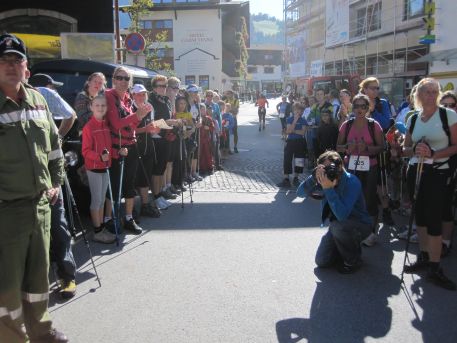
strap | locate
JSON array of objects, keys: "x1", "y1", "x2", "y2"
[
  {"x1": 439, "y1": 106, "x2": 451, "y2": 145},
  {"x1": 409, "y1": 113, "x2": 418, "y2": 135}
]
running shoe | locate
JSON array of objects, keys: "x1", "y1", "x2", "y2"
[{"x1": 427, "y1": 268, "x2": 456, "y2": 291}]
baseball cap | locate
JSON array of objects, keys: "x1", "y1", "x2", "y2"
[
  {"x1": 29, "y1": 73, "x2": 63, "y2": 88},
  {"x1": 186, "y1": 84, "x2": 199, "y2": 93},
  {"x1": 0, "y1": 33, "x2": 27, "y2": 59},
  {"x1": 131, "y1": 83, "x2": 148, "y2": 94}
]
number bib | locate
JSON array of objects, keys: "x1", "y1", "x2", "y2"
[{"x1": 348, "y1": 155, "x2": 370, "y2": 171}]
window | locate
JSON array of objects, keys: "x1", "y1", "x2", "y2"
[
  {"x1": 404, "y1": 0, "x2": 425, "y2": 20},
  {"x1": 247, "y1": 66, "x2": 258, "y2": 74},
  {"x1": 155, "y1": 20, "x2": 173, "y2": 29},
  {"x1": 199, "y1": 75, "x2": 209, "y2": 90},
  {"x1": 265, "y1": 54, "x2": 273, "y2": 61},
  {"x1": 139, "y1": 20, "x2": 153, "y2": 29},
  {"x1": 185, "y1": 75, "x2": 196, "y2": 86},
  {"x1": 356, "y1": 2, "x2": 382, "y2": 36},
  {"x1": 264, "y1": 67, "x2": 274, "y2": 74}
]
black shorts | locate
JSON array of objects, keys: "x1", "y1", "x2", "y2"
[
  {"x1": 407, "y1": 165, "x2": 449, "y2": 236},
  {"x1": 442, "y1": 176, "x2": 456, "y2": 222},
  {"x1": 135, "y1": 152, "x2": 155, "y2": 188},
  {"x1": 151, "y1": 138, "x2": 168, "y2": 176}
]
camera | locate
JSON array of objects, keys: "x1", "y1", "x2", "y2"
[{"x1": 312, "y1": 163, "x2": 339, "y2": 182}]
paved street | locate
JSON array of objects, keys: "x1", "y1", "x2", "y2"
[{"x1": 50, "y1": 98, "x2": 457, "y2": 343}]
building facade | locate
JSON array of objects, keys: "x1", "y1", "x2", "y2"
[
  {"x1": 246, "y1": 46, "x2": 283, "y2": 94},
  {"x1": 284, "y1": 0, "x2": 446, "y2": 105},
  {"x1": 123, "y1": 0, "x2": 250, "y2": 92}
]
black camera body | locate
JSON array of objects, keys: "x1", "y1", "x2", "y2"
[{"x1": 312, "y1": 163, "x2": 339, "y2": 182}]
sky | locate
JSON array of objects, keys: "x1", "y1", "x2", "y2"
[{"x1": 249, "y1": 0, "x2": 284, "y2": 19}]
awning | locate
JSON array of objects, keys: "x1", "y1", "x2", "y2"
[
  {"x1": 413, "y1": 48, "x2": 457, "y2": 63},
  {"x1": 13, "y1": 33, "x2": 60, "y2": 59}
]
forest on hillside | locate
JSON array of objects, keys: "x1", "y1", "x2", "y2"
[{"x1": 250, "y1": 13, "x2": 284, "y2": 46}]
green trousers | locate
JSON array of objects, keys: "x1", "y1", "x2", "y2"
[{"x1": 0, "y1": 195, "x2": 53, "y2": 343}]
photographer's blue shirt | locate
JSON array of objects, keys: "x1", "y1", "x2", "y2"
[
  {"x1": 322, "y1": 171, "x2": 372, "y2": 225},
  {"x1": 286, "y1": 116, "x2": 307, "y2": 140}
]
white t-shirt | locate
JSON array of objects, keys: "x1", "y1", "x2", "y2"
[{"x1": 406, "y1": 107, "x2": 457, "y2": 167}]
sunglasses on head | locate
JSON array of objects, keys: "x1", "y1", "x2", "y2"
[
  {"x1": 442, "y1": 102, "x2": 456, "y2": 108},
  {"x1": 353, "y1": 103, "x2": 368, "y2": 110},
  {"x1": 114, "y1": 75, "x2": 130, "y2": 81}
]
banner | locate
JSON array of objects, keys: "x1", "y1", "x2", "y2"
[
  {"x1": 325, "y1": 0, "x2": 349, "y2": 47},
  {"x1": 288, "y1": 33, "x2": 307, "y2": 78},
  {"x1": 310, "y1": 60, "x2": 323, "y2": 77},
  {"x1": 60, "y1": 33, "x2": 114, "y2": 63}
]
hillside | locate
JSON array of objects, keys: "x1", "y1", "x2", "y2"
[{"x1": 250, "y1": 13, "x2": 284, "y2": 46}]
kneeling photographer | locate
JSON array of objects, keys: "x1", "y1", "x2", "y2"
[{"x1": 312, "y1": 151, "x2": 373, "y2": 273}]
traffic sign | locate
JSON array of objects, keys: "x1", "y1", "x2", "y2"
[{"x1": 125, "y1": 33, "x2": 146, "y2": 54}]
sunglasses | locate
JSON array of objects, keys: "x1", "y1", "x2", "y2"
[
  {"x1": 353, "y1": 104, "x2": 368, "y2": 110},
  {"x1": 442, "y1": 102, "x2": 456, "y2": 108},
  {"x1": 155, "y1": 84, "x2": 167, "y2": 88},
  {"x1": 170, "y1": 86, "x2": 180, "y2": 90},
  {"x1": 114, "y1": 75, "x2": 130, "y2": 81}
]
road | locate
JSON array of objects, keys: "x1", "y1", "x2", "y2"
[{"x1": 50, "y1": 98, "x2": 457, "y2": 343}]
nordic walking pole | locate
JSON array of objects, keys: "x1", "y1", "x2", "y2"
[
  {"x1": 401, "y1": 138, "x2": 426, "y2": 284},
  {"x1": 179, "y1": 128, "x2": 184, "y2": 208},
  {"x1": 64, "y1": 174, "x2": 102, "y2": 287},
  {"x1": 117, "y1": 131, "x2": 125, "y2": 236},
  {"x1": 103, "y1": 149, "x2": 120, "y2": 247}
]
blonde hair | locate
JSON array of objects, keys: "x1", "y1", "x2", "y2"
[
  {"x1": 359, "y1": 77, "x2": 379, "y2": 94},
  {"x1": 167, "y1": 76, "x2": 180, "y2": 88},
  {"x1": 151, "y1": 75, "x2": 167, "y2": 88},
  {"x1": 414, "y1": 78, "x2": 441, "y2": 110},
  {"x1": 112, "y1": 66, "x2": 132, "y2": 87}
]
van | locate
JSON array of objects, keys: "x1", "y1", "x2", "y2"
[{"x1": 30, "y1": 59, "x2": 158, "y2": 105}]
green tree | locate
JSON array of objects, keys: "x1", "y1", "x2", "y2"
[{"x1": 235, "y1": 16, "x2": 249, "y2": 89}]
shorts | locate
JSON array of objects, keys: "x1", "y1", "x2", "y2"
[
  {"x1": 407, "y1": 165, "x2": 448, "y2": 236},
  {"x1": 151, "y1": 138, "x2": 168, "y2": 176},
  {"x1": 442, "y1": 175, "x2": 456, "y2": 222}
]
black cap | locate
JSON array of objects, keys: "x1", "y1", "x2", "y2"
[
  {"x1": 0, "y1": 33, "x2": 26, "y2": 59},
  {"x1": 29, "y1": 73, "x2": 63, "y2": 88}
]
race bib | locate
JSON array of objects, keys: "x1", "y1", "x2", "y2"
[
  {"x1": 348, "y1": 155, "x2": 370, "y2": 171},
  {"x1": 279, "y1": 112, "x2": 285, "y2": 118},
  {"x1": 294, "y1": 158, "x2": 305, "y2": 167}
]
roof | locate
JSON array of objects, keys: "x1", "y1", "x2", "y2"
[{"x1": 175, "y1": 48, "x2": 219, "y2": 61}]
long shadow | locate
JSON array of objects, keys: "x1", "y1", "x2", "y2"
[{"x1": 276, "y1": 239, "x2": 401, "y2": 342}]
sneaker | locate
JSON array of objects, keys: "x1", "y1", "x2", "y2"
[
  {"x1": 426, "y1": 268, "x2": 456, "y2": 291},
  {"x1": 160, "y1": 189, "x2": 178, "y2": 200},
  {"x1": 169, "y1": 184, "x2": 181, "y2": 195},
  {"x1": 59, "y1": 279, "x2": 76, "y2": 299},
  {"x1": 33, "y1": 328, "x2": 68, "y2": 343},
  {"x1": 192, "y1": 174, "x2": 203, "y2": 181},
  {"x1": 277, "y1": 178, "x2": 291, "y2": 188},
  {"x1": 179, "y1": 185, "x2": 188, "y2": 192},
  {"x1": 216, "y1": 165, "x2": 224, "y2": 171},
  {"x1": 362, "y1": 233, "x2": 377, "y2": 247},
  {"x1": 124, "y1": 218, "x2": 143, "y2": 235},
  {"x1": 337, "y1": 260, "x2": 362, "y2": 274},
  {"x1": 292, "y1": 176, "x2": 300, "y2": 187},
  {"x1": 141, "y1": 203, "x2": 161, "y2": 218},
  {"x1": 155, "y1": 197, "x2": 169, "y2": 210},
  {"x1": 93, "y1": 227, "x2": 117, "y2": 244},
  {"x1": 234, "y1": 147, "x2": 239, "y2": 153},
  {"x1": 382, "y1": 209, "x2": 395, "y2": 226},
  {"x1": 104, "y1": 219, "x2": 122, "y2": 235},
  {"x1": 403, "y1": 256, "x2": 429, "y2": 274}
]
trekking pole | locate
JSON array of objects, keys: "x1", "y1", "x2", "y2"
[
  {"x1": 116, "y1": 130, "x2": 125, "y2": 235},
  {"x1": 104, "y1": 149, "x2": 120, "y2": 246},
  {"x1": 383, "y1": 151, "x2": 390, "y2": 197},
  {"x1": 63, "y1": 174, "x2": 102, "y2": 287},
  {"x1": 179, "y1": 129, "x2": 185, "y2": 208},
  {"x1": 401, "y1": 151, "x2": 425, "y2": 284}
]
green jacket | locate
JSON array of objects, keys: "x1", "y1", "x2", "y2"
[
  {"x1": 309, "y1": 102, "x2": 334, "y2": 125},
  {"x1": 0, "y1": 84, "x2": 64, "y2": 201}
]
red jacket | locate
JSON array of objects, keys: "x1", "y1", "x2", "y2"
[
  {"x1": 82, "y1": 116, "x2": 116, "y2": 170},
  {"x1": 105, "y1": 88, "x2": 139, "y2": 152}
]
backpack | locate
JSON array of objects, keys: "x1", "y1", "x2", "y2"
[
  {"x1": 343, "y1": 117, "x2": 377, "y2": 147},
  {"x1": 409, "y1": 107, "x2": 457, "y2": 175}
]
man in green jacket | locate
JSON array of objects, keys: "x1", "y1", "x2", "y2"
[{"x1": 0, "y1": 33, "x2": 68, "y2": 343}]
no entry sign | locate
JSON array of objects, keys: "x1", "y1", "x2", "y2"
[{"x1": 125, "y1": 33, "x2": 146, "y2": 54}]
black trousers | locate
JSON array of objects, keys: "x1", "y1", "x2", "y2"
[
  {"x1": 283, "y1": 138, "x2": 306, "y2": 175},
  {"x1": 108, "y1": 145, "x2": 139, "y2": 200}
]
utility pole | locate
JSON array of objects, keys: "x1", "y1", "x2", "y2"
[{"x1": 114, "y1": 0, "x2": 122, "y2": 64}]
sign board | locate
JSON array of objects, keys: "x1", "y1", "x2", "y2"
[
  {"x1": 125, "y1": 33, "x2": 146, "y2": 54},
  {"x1": 325, "y1": 0, "x2": 349, "y2": 47},
  {"x1": 60, "y1": 33, "x2": 114, "y2": 63},
  {"x1": 310, "y1": 60, "x2": 323, "y2": 77}
]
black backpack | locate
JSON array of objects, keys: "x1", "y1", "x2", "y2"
[{"x1": 409, "y1": 107, "x2": 457, "y2": 175}]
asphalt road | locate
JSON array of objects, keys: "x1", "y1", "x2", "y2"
[{"x1": 49, "y1": 98, "x2": 457, "y2": 343}]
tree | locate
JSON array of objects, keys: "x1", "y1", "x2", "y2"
[
  {"x1": 235, "y1": 16, "x2": 249, "y2": 90},
  {"x1": 125, "y1": 0, "x2": 173, "y2": 74}
]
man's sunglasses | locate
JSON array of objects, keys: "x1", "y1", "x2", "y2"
[
  {"x1": 442, "y1": 102, "x2": 456, "y2": 109},
  {"x1": 114, "y1": 75, "x2": 130, "y2": 81},
  {"x1": 353, "y1": 104, "x2": 368, "y2": 110},
  {"x1": 155, "y1": 84, "x2": 167, "y2": 88}
]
